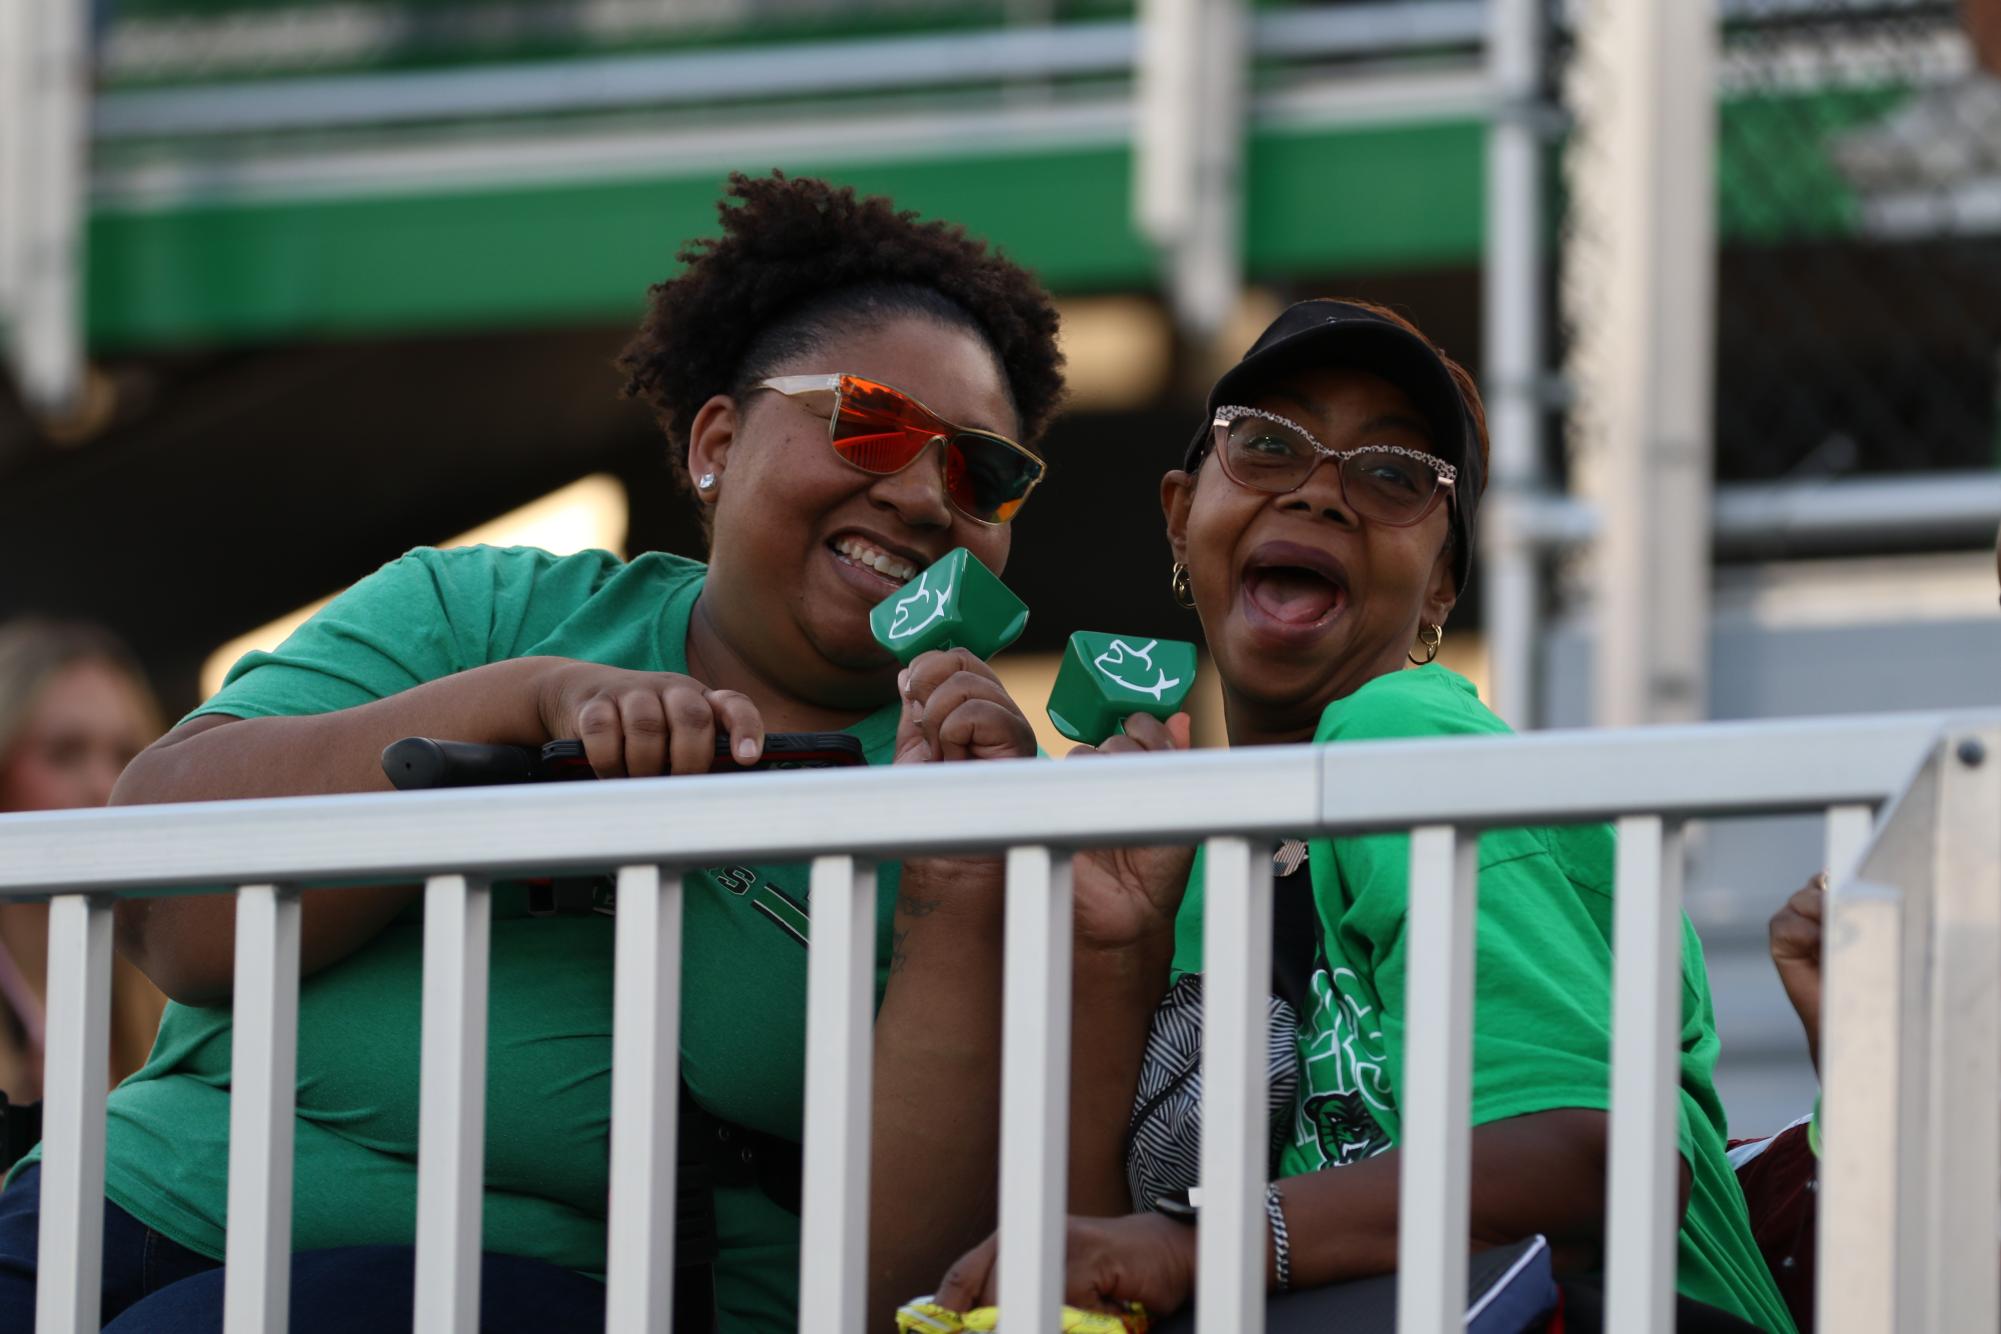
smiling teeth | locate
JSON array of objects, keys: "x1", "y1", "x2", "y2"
[{"x1": 833, "y1": 537, "x2": 918, "y2": 583}]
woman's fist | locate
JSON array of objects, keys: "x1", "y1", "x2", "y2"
[{"x1": 536, "y1": 662, "x2": 767, "y2": 778}]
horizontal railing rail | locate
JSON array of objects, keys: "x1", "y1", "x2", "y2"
[
  {"x1": 0, "y1": 711, "x2": 1958, "y2": 893},
  {"x1": 1, "y1": 709, "x2": 1993, "y2": 1334}
]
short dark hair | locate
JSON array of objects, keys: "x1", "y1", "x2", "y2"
[{"x1": 618, "y1": 172, "x2": 1067, "y2": 507}]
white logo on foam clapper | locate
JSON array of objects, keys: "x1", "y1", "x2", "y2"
[
  {"x1": 886, "y1": 564, "x2": 956, "y2": 641},
  {"x1": 1092, "y1": 638, "x2": 1182, "y2": 701}
]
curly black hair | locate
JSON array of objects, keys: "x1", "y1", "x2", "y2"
[{"x1": 619, "y1": 171, "x2": 1066, "y2": 508}]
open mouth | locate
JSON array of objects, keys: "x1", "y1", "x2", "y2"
[
  {"x1": 1239, "y1": 541, "x2": 1352, "y2": 633},
  {"x1": 829, "y1": 533, "x2": 921, "y2": 588},
  {"x1": 1245, "y1": 566, "x2": 1347, "y2": 626}
]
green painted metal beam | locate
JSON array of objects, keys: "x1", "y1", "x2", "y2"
[
  {"x1": 81, "y1": 81, "x2": 1901, "y2": 351},
  {"x1": 84, "y1": 118, "x2": 1488, "y2": 349}
]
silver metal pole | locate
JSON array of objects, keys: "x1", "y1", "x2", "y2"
[
  {"x1": 1134, "y1": 0, "x2": 1246, "y2": 338},
  {"x1": 1135, "y1": 0, "x2": 1196, "y2": 262},
  {"x1": 1177, "y1": 0, "x2": 1246, "y2": 340},
  {"x1": 1575, "y1": 0, "x2": 1718, "y2": 727},
  {"x1": 1480, "y1": 0, "x2": 1546, "y2": 729},
  {"x1": 1485, "y1": 470, "x2": 2001, "y2": 559},
  {"x1": 12, "y1": 0, "x2": 87, "y2": 414},
  {"x1": 0, "y1": 0, "x2": 31, "y2": 324}
]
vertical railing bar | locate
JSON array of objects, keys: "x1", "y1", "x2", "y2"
[
  {"x1": 1395, "y1": 826, "x2": 1478, "y2": 1334},
  {"x1": 1818, "y1": 879, "x2": 1904, "y2": 1334},
  {"x1": 1819, "y1": 799, "x2": 1886, "y2": 1334},
  {"x1": 1605, "y1": 816, "x2": 1683, "y2": 1334},
  {"x1": 1198, "y1": 835, "x2": 1274, "y2": 1334},
  {"x1": 1888, "y1": 776, "x2": 1936, "y2": 1334},
  {"x1": 34, "y1": 894, "x2": 112, "y2": 1334},
  {"x1": 1923, "y1": 726, "x2": 2001, "y2": 1331},
  {"x1": 413, "y1": 873, "x2": 492, "y2": 1334},
  {"x1": 605, "y1": 865, "x2": 684, "y2": 1334},
  {"x1": 224, "y1": 884, "x2": 303, "y2": 1334},
  {"x1": 797, "y1": 855, "x2": 878, "y2": 1334},
  {"x1": 998, "y1": 846, "x2": 1074, "y2": 1334},
  {"x1": 1823, "y1": 804, "x2": 1874, "y2": 891}
]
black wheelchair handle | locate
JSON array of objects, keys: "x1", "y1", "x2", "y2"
[{"x1": 381, "y1": 737, "x2": 539, "y2": 790}]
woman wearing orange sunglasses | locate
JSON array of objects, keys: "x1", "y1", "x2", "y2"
[{"x1": 0, "y1": 174, "x2": 1065, "y2": 1334}]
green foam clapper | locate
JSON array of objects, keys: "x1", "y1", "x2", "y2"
[
  {"x1": 1045, "y1": 632, "x2": 1199, "y2": 745},
  {"x1": 868, "y1": 547, "x2": 1029, "y2": 665}
]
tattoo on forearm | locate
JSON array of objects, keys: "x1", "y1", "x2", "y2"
[{"x1": 887, "y1": 895, "x2": 942, "y2": 975}]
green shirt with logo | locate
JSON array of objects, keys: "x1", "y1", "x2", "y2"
[
  {"x1": 94, "y1": 545, "x2": 902, "y2": 1333},
  {"x1": 1172, "y1": 665, "x2": 1796, "y2": 1333}
]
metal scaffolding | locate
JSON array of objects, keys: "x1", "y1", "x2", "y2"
[{"x1": 6, "y1": 0, "x2": 1997, "y2": 729}]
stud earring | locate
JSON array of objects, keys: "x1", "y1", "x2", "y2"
[{"x1": 697, "y1": 473, "x2": 717, "y2": 492}]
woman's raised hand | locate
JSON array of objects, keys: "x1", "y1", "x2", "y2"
[
  {"x1": 894, "y1": 649, "x2": 1039, "y2": 765},
  {"x1": 1069, "y1": 713, "x2": 1198, "y2": 954},
  {"x1": 1770, "y1": 872, "x2": 1828, "y2": 1074},
  {"x1": 536, "y1": 661, "x2": 767, "y2": 777}
]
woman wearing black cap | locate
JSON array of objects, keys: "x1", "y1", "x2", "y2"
[{"x1": 927, "y1": 299, "x2": 1796, "y2": 1333}]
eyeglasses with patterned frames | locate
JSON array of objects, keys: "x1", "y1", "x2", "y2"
[
  {"x1": 754, "y1": 373, "x2": 1046, "y2": 526},
  {"x1": 1207, "y1": 405, "x2": 1457, "y2": 528}
]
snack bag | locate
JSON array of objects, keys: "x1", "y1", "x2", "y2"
[{"x1": 894, "y1": 1297, "x2": 1148, "y2": 1333}]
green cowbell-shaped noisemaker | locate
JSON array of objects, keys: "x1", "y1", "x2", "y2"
[
  {"x1": 1045, "y1": 632, "x2": 1199, "y2": 745},
  {"x1": 868, "y1": 547, "x2": 1030, "y2": 664}
]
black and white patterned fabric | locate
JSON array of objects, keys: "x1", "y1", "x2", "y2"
[
  {"x1": 1124, "y1": 839, "x2": 1315, "y2": 1212},
  {"x1": 1123, "y1": 974, "x2": 1300, "y2": 1212}
]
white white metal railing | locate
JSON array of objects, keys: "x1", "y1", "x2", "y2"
[{"x1": 0, "y1": 711, "x2": 1995, "y2": 1334}]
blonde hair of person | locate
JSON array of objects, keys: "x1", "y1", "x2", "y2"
[{"x1": 0, "y1": 618, "x2": 168, "y2": 1097}]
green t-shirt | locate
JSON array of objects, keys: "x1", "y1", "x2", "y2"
[
  {"x1": 1172, "y1": 665, "x2": 1796, "y2": 1334},
  {"x1": 95, "y1": 545, "x2": 903, "y2": 1334}
]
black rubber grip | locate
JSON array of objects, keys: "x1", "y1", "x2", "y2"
[{"x1": 381, "y1": 737, "x2": 539, "y2": 790}]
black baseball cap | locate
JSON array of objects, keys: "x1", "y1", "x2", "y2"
[{"x1": 1183, "y1": 299, "x2": 1484, "y2": 594}]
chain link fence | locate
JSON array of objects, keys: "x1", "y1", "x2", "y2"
[{"x1": 1559, "y1": 0, "x2": 2001, "y2": 491}]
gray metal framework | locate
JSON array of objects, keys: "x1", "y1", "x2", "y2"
[
  {"x1": 1480, "y1": 0, "x2": 1549, "y2": 729},
  {"x1": 89, "y1": 4, "x2": 1490, "y2": 142},
  {"x1": 1495, "y1": 469, "x2": 2001, "y2": 559},
  {"x1": 0, "y1": 710, "x2": 1993, "y2": 1333},
  {"x1": 0, "y1": 0, "x2": 88, "y2": 417}
]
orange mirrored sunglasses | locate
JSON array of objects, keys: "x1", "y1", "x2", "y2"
[{"x1": 756, "y1": 373, "x2": 1045, "y2": 525}]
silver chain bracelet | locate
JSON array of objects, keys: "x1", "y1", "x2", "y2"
[{"x1": 1265, "y1": 1181, "x2": 1292, "y2": 1291}]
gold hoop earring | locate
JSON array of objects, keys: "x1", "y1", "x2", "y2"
[
  {"x1": 1408, "y1": 623, "x2": 1443, "y2": 666},
  {"x1": 1170, "y1": 562, "x2": 1196, "y2": 610}
]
